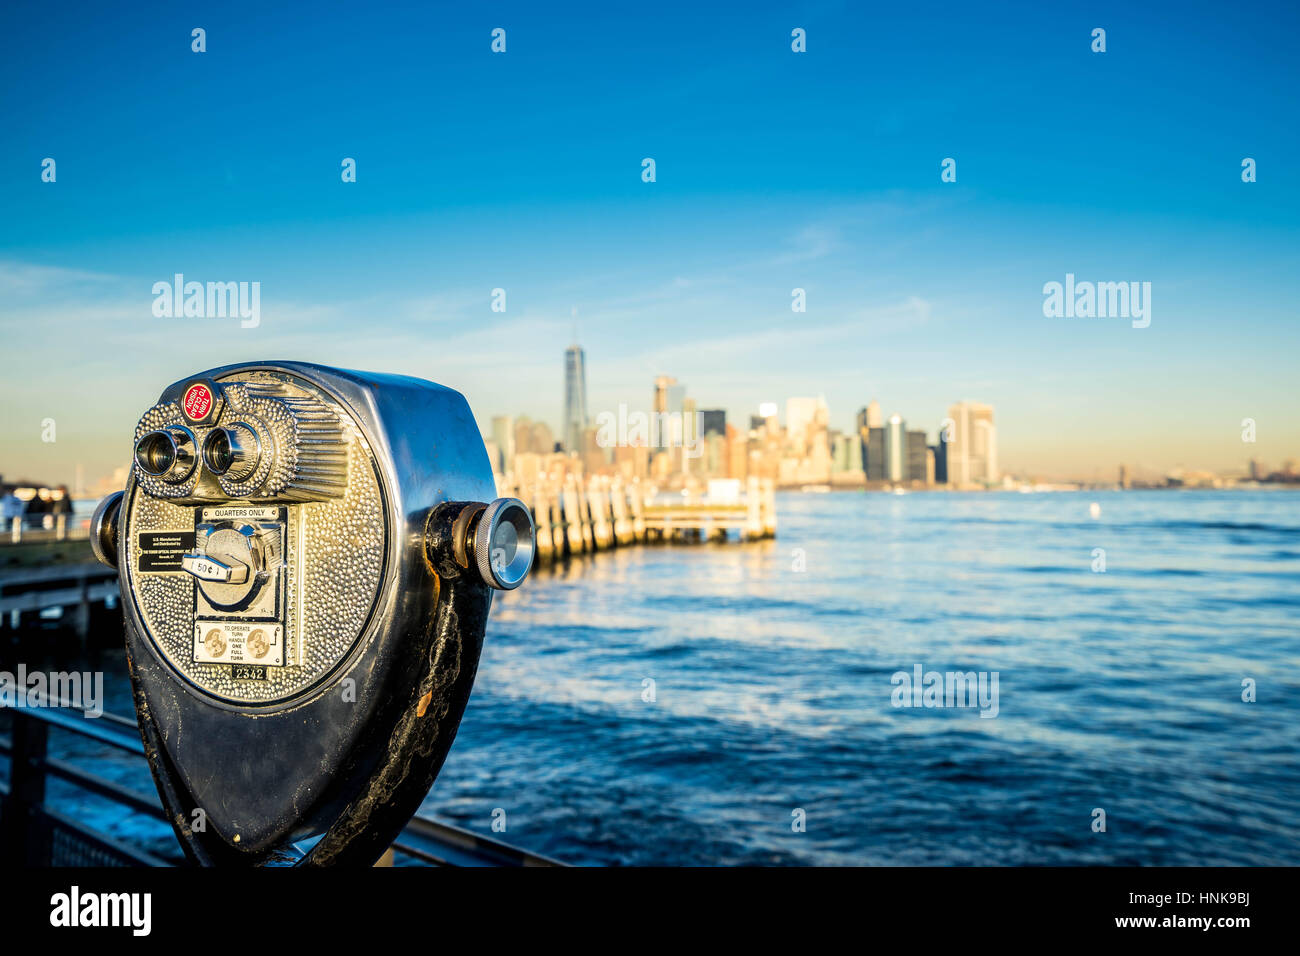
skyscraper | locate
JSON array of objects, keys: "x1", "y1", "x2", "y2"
[
  {"x1": 832, "y1": 432, "x2": 863, "y2": 473},
  {"x1": 490, "y1": 415, "x2": 515, "y2": 474},
  {"x1": 650, "y1": 375, "x2": 688, "y2": 477},
  {"x1": 885, "y1": 415, "x2": 905, "y2": 482},
  {"x1": 865, "y1": 427, "x2": 886, "y2": 481},
  {"x1": 681, "y1": 396, "x2": 699, "y2": 475},
  {"x1": 653, "y1": 375, "x2": 685, "y2": 417},
  {"x1": 946, "y1": 401, "x2": 998, "y2": 487},
  {"x1": 700, "y1": 409, "x2": 726, "y2": 437},
  {"x1": 906, "y1": 429, "x2": 928, "y2": 483},
  {"x1": 932, "y1": 429, "x2": 949, "y2": 484},
  {"x1": 864, "y1": 399, "x2": 883, "y2": 429},
  {"x1": 563, "y1": 344, "x2": 588, "y2": 454},
  {"x1": 785, "y1": 397, "x2": 827, "y2": 449}
]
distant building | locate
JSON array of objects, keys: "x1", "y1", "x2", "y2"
[
  {"x1": 865, "y1": 427, "x2": 886, "y2": 481},
  {"x1": 885, "y1": 415, "x2": 906, "y2": 483},
  {"x1": 649, "y1": 375, "x2": 687, "y2": 475},
  {"x1": 931, "y1": 431, "x2": 949, "y2": 484},
  {"x1": 832, "y1": 431, "x2": 863, "y2": 473},
  {"x1": 653, "y1": 375, "x2": 684, "y2": 417},
  {"x1": 514, "y1": 416, "x2": 555, "y2": 457},
  {"x1": 700, "y1": 409, "x2": 726, "y2": 438},
  {"x1": 613, "y1": 441, "x2": 650, "y2": 481},
  {"x1": 491, "y1": 415, "x2": 515, "y2": 474},
  {"x1": 582, "y1": 425, "x2": 609, "y2": 476},
  {"x1": 831, "y1": 431, "x2": 866, "y2": 487},
  {"x1": 863, "y1": 399, "x2": 883, "y2": 429},
  {"x1": 726, "y1": 424, "x2": 748, "y2": 480},
  {"x1": 563, "y1": 344, "x2": 588, "y2": 454},
  {"x1": 785, "y1": 397, "x2": 827, "y2": 450},
  {"x1": 906, "y1": 429, "x2": 928, "y2": 483},
  {"x1": 775, "y1": 397, "x2": 831, "y2": 486},
  {"x1": 682, "y1": 397, "x2": 699, "y2": 475},
  {"x1": 947, "y1": 401, "x2": 998, "y2": 487}
]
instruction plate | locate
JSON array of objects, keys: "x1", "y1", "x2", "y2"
[{"x1": 194, "y1": 620, "x2": 285, "y2": 667}]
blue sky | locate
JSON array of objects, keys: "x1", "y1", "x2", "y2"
[{"x1": 2, "y1": 0, "x2": 1298, "y2": 484}]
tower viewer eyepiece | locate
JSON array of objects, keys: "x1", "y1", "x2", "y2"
[
  {"x1": 134, "y1": 426, "x2": 197, "y2": 483},
  {"x1": 202, "y1": 423, "x2": 261, "y2": 480}
]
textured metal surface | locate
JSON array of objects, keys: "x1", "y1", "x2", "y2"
[{"x1": 122, "y1": 370, "x2": 385, "y2": 704}]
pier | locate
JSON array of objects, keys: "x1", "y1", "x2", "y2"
[{"x1": 496, "y1": 475, "x2": 777, "y2": 565}]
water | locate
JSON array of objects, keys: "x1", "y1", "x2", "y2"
[
  {"x1": 14, "y1": 490, "x2": 1300, "y2": 865},
  {"x1": 431, "y1": 490, "x2": 1300, "y2": 865}
]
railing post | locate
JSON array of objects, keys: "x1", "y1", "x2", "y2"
[
  {"x1": 75, "y1": 570, "x2": 91, "y2": 647},
  {"x1": 1, "y1": 710, "x2": 50, "y2": 866}
]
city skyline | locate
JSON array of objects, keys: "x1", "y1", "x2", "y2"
[
  {"x1": 2, "y1": 2, "x2": 1298, "y2": 486},
  {"x1": 473, "y1": 345, "x2": 1294, "y2": 492},
  {"x1": 1, "y1": 327, "x2": 1295, "y2": 491}
]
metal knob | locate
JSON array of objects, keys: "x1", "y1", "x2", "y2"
[
  {"x1": 473, "y1": 498, "x2": 535, "y2": 590},
  {"x1": 90, "y1": 491, "x2": 123, "y2": 569},
  {"x1": 184, "y1": 522, "x2": 278, "y2": 610}
]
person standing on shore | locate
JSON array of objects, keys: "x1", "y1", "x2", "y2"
[{"x1": 0, "y1": 485, "x2": 25, "y2": 524}]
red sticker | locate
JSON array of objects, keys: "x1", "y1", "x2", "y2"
[{"x1": 183, "y1": 383, "x2": 213, "y2": 420}]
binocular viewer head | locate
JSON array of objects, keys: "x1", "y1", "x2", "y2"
[
  {"x1": 91, "y1": 361, "x2": 533, "y2": 866},
  {"x1": 132, "y1": 421, "x2": 262, "y2": 486}
]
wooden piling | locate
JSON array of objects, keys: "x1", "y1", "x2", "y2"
[
  {"x1": 629, "y1": 484, "x2": 646, "y2": 542},
  {"x1": 745, "y1": 476, "x2": 762, "y2": 540},
  {"x1": 491, "y1": 469, "x2": 774, "y2": 570},
  {"x1": 610, "y1": 480, "x2": 633, "y2": 545},
  {"x1": 762, "y1": 479, "x2": 777, "y2": 538},
  {"x1": 561, "y1": 479, "x2": 585, "y2": 555},
  {"x1": 589, "y1": 484, "x2": 613, "y2": 550},
  {"x1": 532, "y1": 484, "x2": 555, "y2": 564}
]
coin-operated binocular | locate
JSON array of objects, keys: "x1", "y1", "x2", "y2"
[{"x1": 89, "y1": 362, "x2": 534, "y2": 866}]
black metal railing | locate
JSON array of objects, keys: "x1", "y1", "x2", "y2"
[{"x1": 0, "y1": 699, "x2": 562, "y2": 867}]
